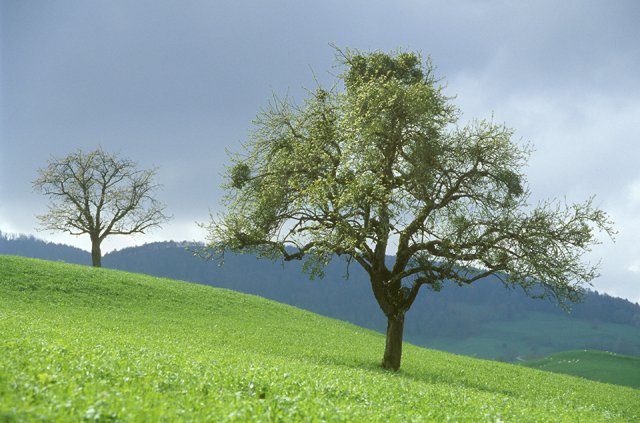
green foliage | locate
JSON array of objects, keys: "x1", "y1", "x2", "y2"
[
  {"x1": 229, "y1": 163, "x2": 252, "y2": 189},
  {"x1": 344, "y1": 50, "x2": 425, "y2": 88},
  {"x1": 207, "y1": 47, "x2": 615, "y2": 370},
  {"x1": 207, "y1": 47, "x2": 614, "y2": 309},
  {"x1": 520, "y1": 350, "x2": 640, "y2": 389},
  {"x1": 1, "y1": 256, "x2": 639, "y2": 420}
]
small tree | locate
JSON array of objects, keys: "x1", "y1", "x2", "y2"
[
  {"x1": 34, "y1": 148, "x2": 170, "y2": 267},
  {"x1": 205, "y1": 48, "x2": 614, "y2": 370}
]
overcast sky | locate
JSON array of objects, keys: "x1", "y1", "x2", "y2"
[{"x1": 1, "y1": 1, "x2": 639, "y2": 303}]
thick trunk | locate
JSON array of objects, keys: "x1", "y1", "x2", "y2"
[
  {"x1": 91, "y1": 238, "x2": 102, "y2": 267},
  {"x1": 382, "y1": 311, "x2": 405, "y2": 371}
]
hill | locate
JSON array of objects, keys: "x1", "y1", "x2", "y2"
[
  {"x1": 2, "y1": 232, "x2": 640, "y2": 361},
  {"x1": 102, "y1": 241, "x2": 640, "y2": 360},
  {"x1": 1, "y1": 255, "x2": 638, "y2": 420},
  {"x1": 0, "y1": 230, "x2": 89, "y2": 264},
  {"x1": 520, "y1": 350, "x2": 640, "y2": 389}
]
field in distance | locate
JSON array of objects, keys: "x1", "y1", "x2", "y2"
[
  {"x1": 519, "y1": 350, "x2": 640, "y2": 389},
  {"x1": 1, "y1": 255, "x2": 638, "y2": 421}
]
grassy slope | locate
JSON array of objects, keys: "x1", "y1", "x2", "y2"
[
  {"x1": 520, "y1": 350, "x2": 640, "y2": 389},
  {"x1": 1, "y1": 256, "x2": 638, "y2": 421}
]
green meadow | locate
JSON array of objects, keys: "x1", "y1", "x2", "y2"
[
  {"x1": 1, "y1": 255, "x2": 638, "y2": 421},
  {"x1": 520, "y1": 350, "x2": 640, "y2": 389},
  {"x1": 422, "y1": 312, "x2": 640, "y2": 363}
]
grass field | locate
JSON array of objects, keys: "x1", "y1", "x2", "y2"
[
  {"x1": 1, "y1": 255, "x2": 638, "y2": 421},
  {"x1": 419, "y1": 312, "x2": 640, "y2": 362},
  {"x1": 520, "y1": 350, "x2": 640, "y2": 389}
]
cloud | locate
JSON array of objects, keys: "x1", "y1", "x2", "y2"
[{"x1": 2, "y1": 0, "x2": 639, "y2": 302}]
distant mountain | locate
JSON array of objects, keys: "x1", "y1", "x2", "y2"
[
  {"x1": 2, "y1": 231, "x2": 640, "y2": 360},
  {"x1": 0, "y1": 231, "x2": 90, "y2": 265}
]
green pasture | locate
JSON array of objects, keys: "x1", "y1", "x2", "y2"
[
  {"x1": 1, "y1": 256, "x2": 638, "y2": 421},
  {"x1": 520, "y1": 350, "x2": 640, "y2": 389}
]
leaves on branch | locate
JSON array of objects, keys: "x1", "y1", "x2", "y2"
[{"x1": 205, "y1": 47, "x2": 614, "y2": 316}]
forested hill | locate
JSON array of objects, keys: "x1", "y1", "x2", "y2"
[
  {"x1": 0, "y1": 231, "x2": 89, "y2": 264},
  {"x1": 2, "y1": 232, "x2": 639, "y2": 360},
  {"x1": 101, "y1": 241, "x2": 640, "y2": 328}
]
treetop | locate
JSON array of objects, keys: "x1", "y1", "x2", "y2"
[{"x1": 207, "y1": 47, "x2": 614, "y2": 308}]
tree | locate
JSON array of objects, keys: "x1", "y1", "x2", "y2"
[
  {"x1": 34, "y1": 148, "x2": 170, "y2": 267},
  {"x1": 205, "y1": 48, "x2": 614, "y2": 371}
]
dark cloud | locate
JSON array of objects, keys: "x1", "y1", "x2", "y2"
[{"x1": 1, "y1": 0, "x2": 638, "y2": 302}]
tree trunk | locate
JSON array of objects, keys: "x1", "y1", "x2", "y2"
[
  {"x1": 382, "y1": 311, "x2": 405, "y2": 371},
  {"x1": 91, "y1": 238, "x2": 102, "y2": 267}
]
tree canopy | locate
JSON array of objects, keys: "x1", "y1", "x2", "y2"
[
  {"x1": 34, "y1": 148, "x2": 170, "y2": 267},
  {"x1": 206, "y1": 48, "x2": 614, "y2": 370}
]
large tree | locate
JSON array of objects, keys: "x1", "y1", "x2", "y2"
[
  {"x1": 205, "y1": 49, "x2": 613, "y2": 370},
  {"x1": 34, "y1": 148, "x2": 170, "y2": 267}
]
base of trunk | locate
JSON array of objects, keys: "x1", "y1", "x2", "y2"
[{"x1": 382, "y1": 312, "x2": 405, "y2": 371}]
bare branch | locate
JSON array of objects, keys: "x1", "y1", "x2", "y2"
[{"x1": 33, "y1": 148, "x2": 171, "y2": 266}]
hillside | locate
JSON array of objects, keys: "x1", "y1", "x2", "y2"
[
  {"x1": 1, "y1": 255, "x2": 639, "y2": 420},
  {"x1": 520, "y1": 350, "x2": 640, "y2": 389},
  {"x1": 3, "y1": 233, "x2": 640, "y2": 361},
  {"x1": 102, "y1": 242, "x2": 640, "y2": 360}
]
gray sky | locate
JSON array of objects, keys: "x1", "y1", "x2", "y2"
[{"x1": 1, "y1": 1, "x2": 639, "y2": 303}]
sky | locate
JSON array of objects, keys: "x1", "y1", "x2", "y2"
[{"x1": 1, "y1": 1, "x2": 639, "y2": 303}]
